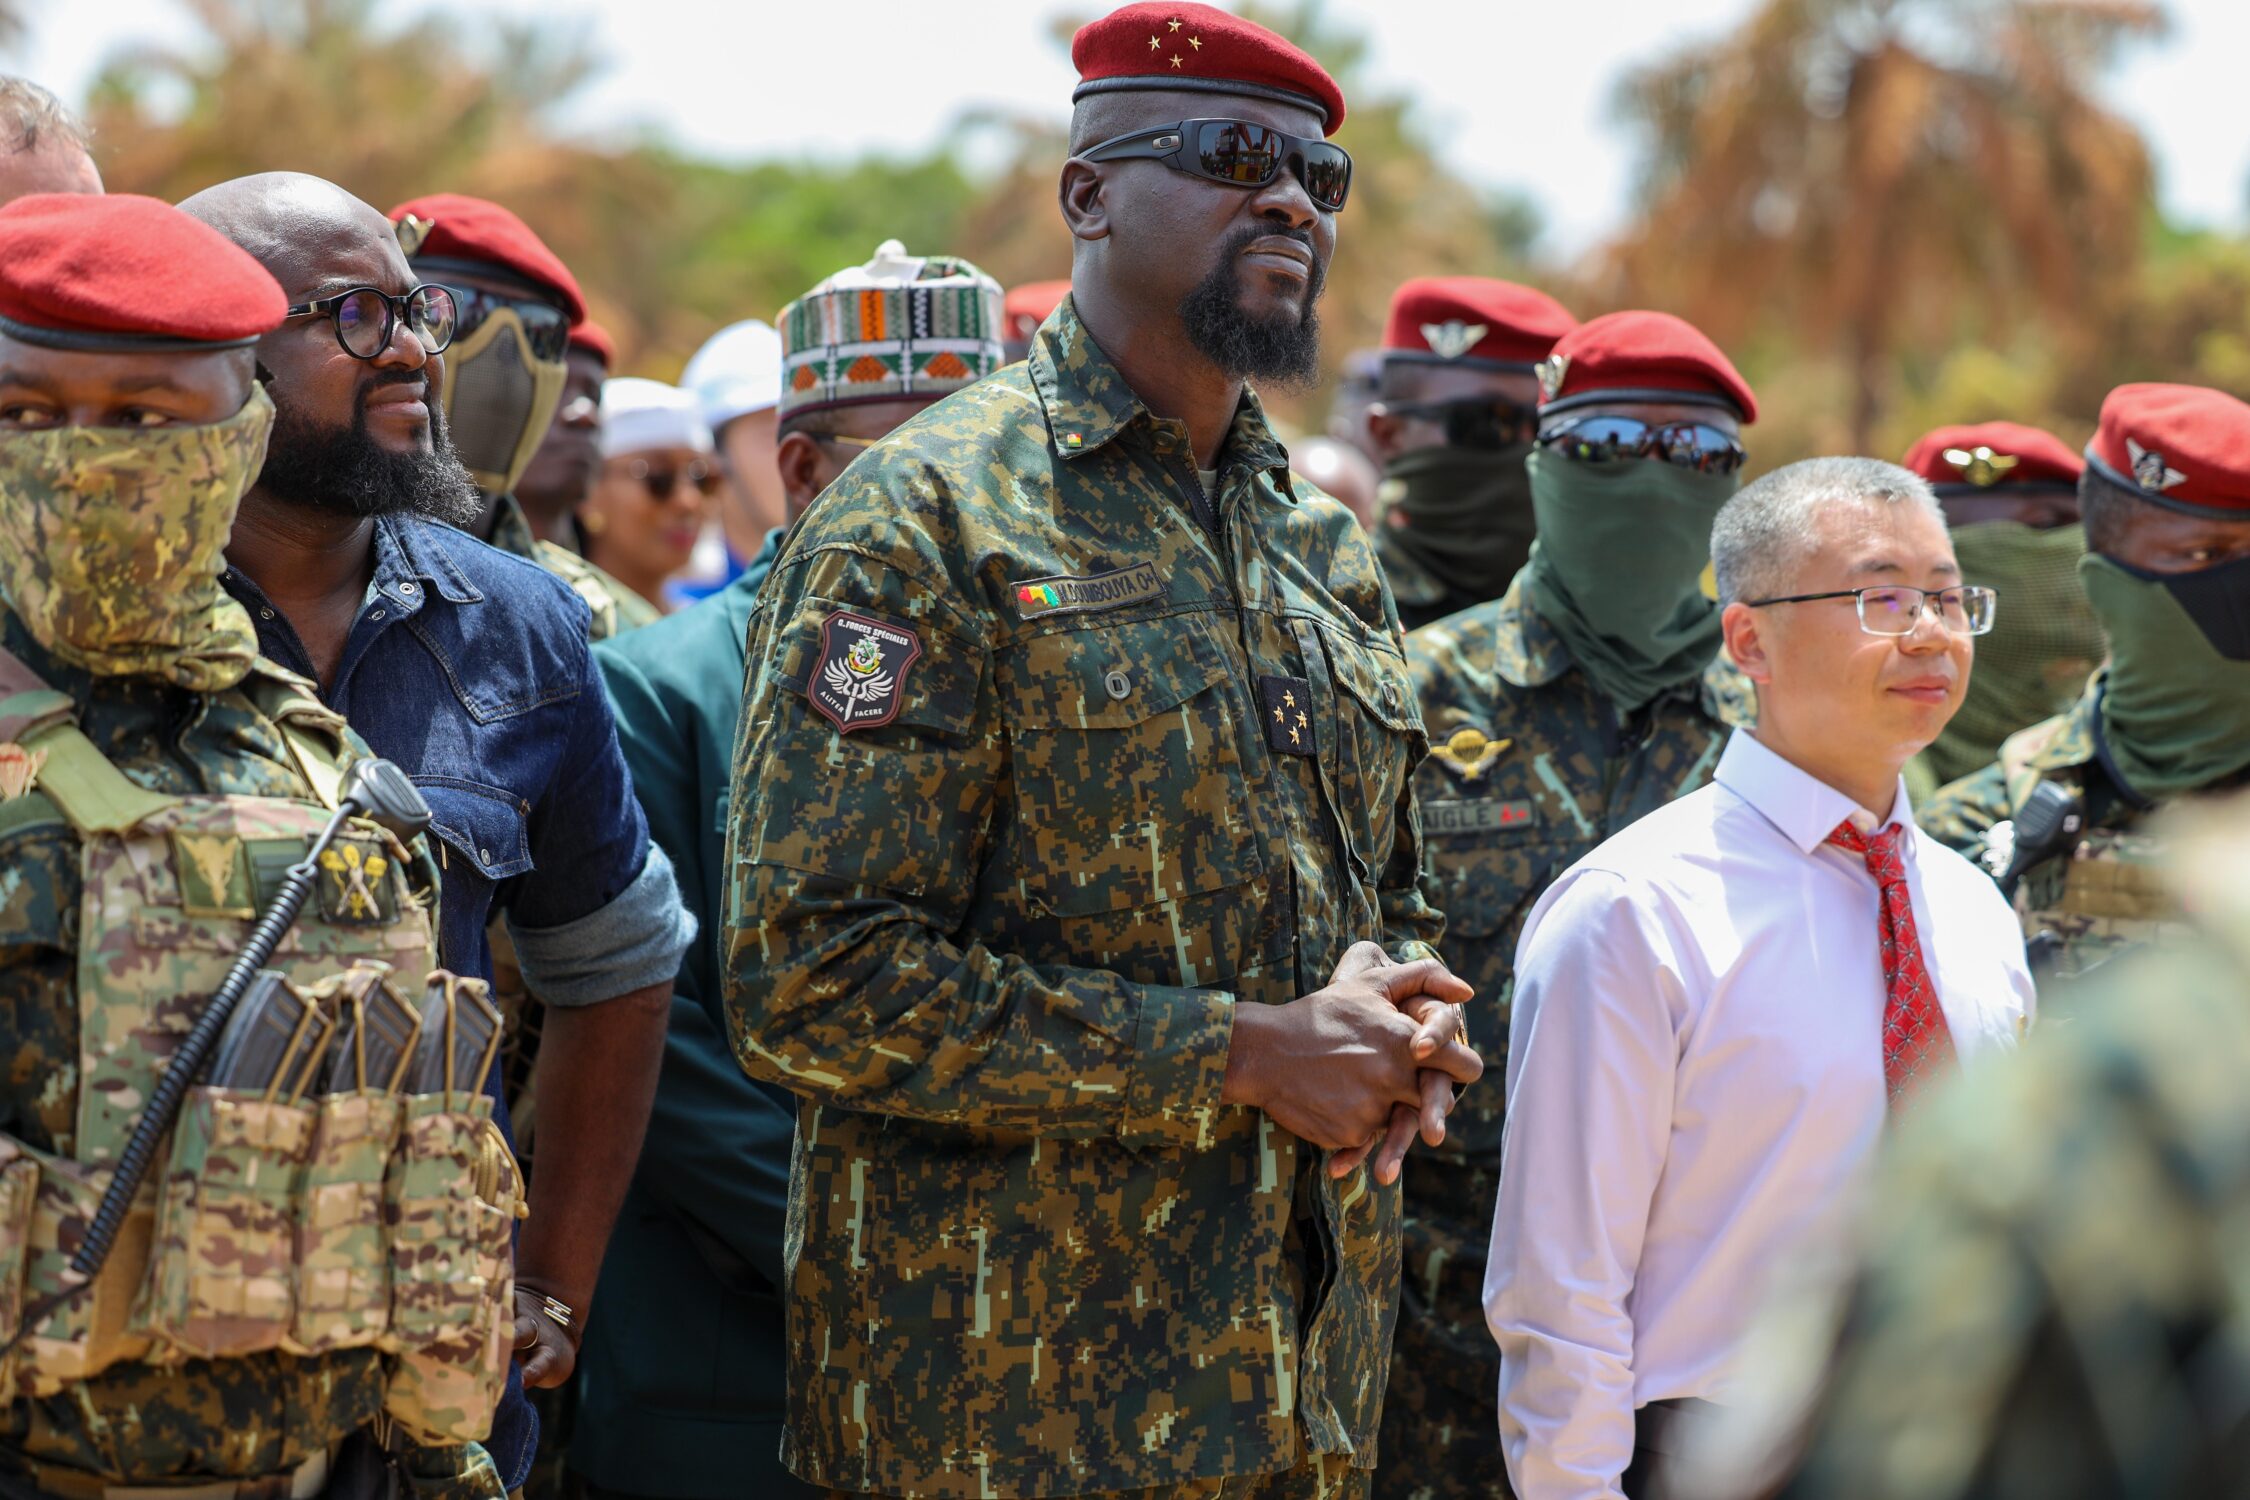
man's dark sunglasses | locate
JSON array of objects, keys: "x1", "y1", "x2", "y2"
[
  {"x1": 450, "y1": 283, "x2": 572, "y2": 361},
  {"x1": 283, "y1": 284, "x2": 457, "y2": 361},
  {"x1": 1082, "y1": 119, "x2": 1352, "y2": 212},
  {"x1": 1385, "y1": 396, "x2": 1540, "y2": 452},
  {"x1": 1537, "y1": 416, "x2": 1748, "y2": 476}
]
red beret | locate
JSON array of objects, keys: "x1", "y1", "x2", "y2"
[
  {"x1": 569, "y1": 319, "x2": 615, "y2": 368},
  {"x1": 1073, "y1": 3, "x2": 1345, "y2": 135},
  {"x1": 0, "y1": 193, "x2": 285, "y2": 352},
  {"x1": 387, "y1": 192, "x2": 586, "y2": 325},
  {"x1": 1382, "y1": 277, "x2": 1576, "y2": 372},
  {"x1": 1902, "y1": 421, "x2": 2082, "y2": 492},
  {"x1": 1537, "y1": 309, "x2": 1757, "y2": 424},
  {"x1": 2087, "y1": 382, "x2": 2250, "y2": 516},
  {"x1": 1005, "y1": 280, "x2": 1071, "y2": 344}
]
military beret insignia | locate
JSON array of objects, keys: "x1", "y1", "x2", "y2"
[
  {"x1": 811, "y1": 610, "x2": 923, "y2": 733},
  {"x1": 1536, "y1": 354, "x2": 1569, "y2": 403},
  {"x1": 2126, "y1": 437, "x2": 2188, "y2": 493},
  {"x1": 1418, "y1": 320, "x2": 1488, "y2": 361},
  {"x1": 394, "y1": 213, "x2": 435, "y2": 259},
  {"x1": 1941, "y1": 445, "x2": 2020, "y2": 488}
]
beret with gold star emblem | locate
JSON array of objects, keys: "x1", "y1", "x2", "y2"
[
  {"x1": 1381, "y1": 276, "x2": 1576, "y2": 374},
  {"x1": 1072, "y1": 2, "x2": 1346, "y2": 135},
  {"x1": 1902, "y1": 420, "x2": 2081, "y2": 496},
  {"x1": 2086, "y1": 382, "x2": 2250, "y2": 515}
]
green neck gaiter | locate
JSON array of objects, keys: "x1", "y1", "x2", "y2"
[
  {"x1": 1376, "y1": 443, "x2": 1539, "y2": 605},
  {"x1": 2081, "y1": 552, "x2": 2250, "y2": 800},
  {"x1": 1920, "y1": 521, "x2": 2105, "y2": 786},
  {"x1": 1522, "y1": 446, "x2": 1737, "y2": 712}
]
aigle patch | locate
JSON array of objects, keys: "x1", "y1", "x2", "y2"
[{"x1": 811, "y1": 610, "x2": 923, "y2": 733}]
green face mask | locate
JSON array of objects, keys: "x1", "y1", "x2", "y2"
[
  {"x1": 1375, "y1": 442, "x2": 1539, "y2": 605},
  {"x1": 0, "y1": 387, "x2": 271, "y2": 692},
  {"x1": 1522, "y1": 445, "x2": 1738, "y2": 711},
  {"x1": 1919, "y1": 521, "x2": 2104, "y2": 786},
  {"x1": 2080, "y1": 552, "x2": 2250, "y2": 800}
]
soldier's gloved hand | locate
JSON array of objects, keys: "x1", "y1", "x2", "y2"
[
  {"x1": 1222, "y1": 941, "x2": 1479, "y2": 1184},
  {"x1": 512, "y1": 1280, "x2": 582, "y2": 1388}
]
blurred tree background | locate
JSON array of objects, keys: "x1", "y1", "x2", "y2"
[{"x1": 61, "y1": 0, "x2": 2250, "y2": 469}]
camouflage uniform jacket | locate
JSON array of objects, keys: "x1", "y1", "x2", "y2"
[
  {"x1": 486, "y1": 493, "x2": 659, "y2": 641},
  {"x1": 1370, "y1": 527, "x2": 1465, "y2": 633},
  {"x1": 0, "y1": 612, "x2": 495, "y2": 1494},
  {"x1": 1766, "y1": 797, "x2": 2250, "y2": 1500},
  {"x1": 1917, "y1": 672, "x2": 2223, "y2": 980},
  {"x1": 1404, "y1": 579, "x2": 1753, "y2": 1160},
  {"x1": 722, "y1": 300, "x2": 1442, "y2": 1498}
]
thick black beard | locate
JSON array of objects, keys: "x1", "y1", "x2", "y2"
[
  {"x1": 1177, "y1": 224, "x2": 1325, "y2": 389},
  {"x1": 256, "y1": 371, "x2": 484, "y2": 528}
]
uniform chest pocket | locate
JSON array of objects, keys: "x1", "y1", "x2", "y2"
[
  {"x1": 1315, "y1": 626, "x2": 1425, "y2": 872},
  {"x1": 997, "y1": 620, "x2": 1260, "y2": 916}
]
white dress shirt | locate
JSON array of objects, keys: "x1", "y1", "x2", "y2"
[{"x1": 1484, "y1": 730, "x2": 2032, "y2": 1500}]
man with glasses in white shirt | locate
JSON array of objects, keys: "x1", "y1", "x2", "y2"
[{"x1": 1486, "y1": 457, "x2": 2034, "y2": 1500}]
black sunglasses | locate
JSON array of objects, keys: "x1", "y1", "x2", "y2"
[
  {"x1": 1083, "y1": 118, "x2": 1352, "y2": 212},
  {"x1": 619, "y1": 455, "x2": 722, "y2": 502},
  {"x1": 450, "y1": 283, "x2": 572, "y2": 362},
  {"x1": 1537, "y1": 416, "x2": 1747, "y2": 476},
  {"x1": 284, "y1": 284, "x2": 458, "y2": 361},
  {"x1": 1384, "y1": 396, "x2": 1540, "y2": 452}
]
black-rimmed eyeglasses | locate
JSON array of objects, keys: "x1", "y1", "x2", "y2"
[
  {"x1": 1081, "y1": 119, "x2": 1352, "y2": 212},
  {"x1": 1746, "y1": 585, "x2": 1997, "y2": 637},
  {"x1": 284, "y1": 284, "x2": 458, "y2": 360}
]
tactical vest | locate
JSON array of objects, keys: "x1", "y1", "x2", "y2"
[
  {"x1": 2007, "y1": 781, "x2": 2190, "y2": 981},
  {"x1": 0, "y1": 664, "x2": 519, "y2": 1446}
]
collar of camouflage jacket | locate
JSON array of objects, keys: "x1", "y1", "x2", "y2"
[{"x1": 1487, "y1": 572, "x2": 1752, "y2": 726}]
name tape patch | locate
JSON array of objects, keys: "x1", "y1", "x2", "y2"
[
  {"x1": 810, "y1": 610, "x2": 923, "y2": 733},
  {"x1": 1012, "y1": 562, "x2": 1164, "y2": 620},
  {"x1": 1423, "y1": 799, "x2": 1535, "y2": 836}
]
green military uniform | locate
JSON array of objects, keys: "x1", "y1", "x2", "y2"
[
  {"x1": 1757, "y1": 796, "x2": 2250, "y2": 1500},
  {"x1": 1917, "y1": 673, "x2": 2226, "y2": 980},
  {"x1": 723, "y1": 299, "x2": 1439, "y2": 1498},
  {"x1": 1380, "y1": 581, "x2": 1750, "y2": 1500},
  {"x1": 1371, "y1": 531, "x2": 1457, "y2": 634},
  {"x1": 485, "y1": 494, "x2": 658, "y2": 644}
]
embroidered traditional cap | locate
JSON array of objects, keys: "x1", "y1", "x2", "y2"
[
  {"x1": 386, "y1": 192, "x2": 586, "y2": 325},
  {"x1": 1536, "y1": 309, "x2": 1757, "y2": 423},
  {"x1": 1004, "y1": 280, "x2": 1072, "y2": 348},
  {"x1": 778, "y1": 240, "x2": 1005, "y2": 421},
  {"x1": 1381, "y1": 276, "x2": 1576, "y2": 373},
  {"x1": 683, "y1": 318, "x2": 782, "y2": 432},
  {"x1": 1071, "y1": 2, "x2": 1346, "y2": 135},
  {"x1": 0, "y1": 193, "x2": 286, "y2": 352},
  {"x1": 569, "y1": 319, "x2": 615, "y2": 369},
  {"x1": 2087, "y1": 382, "x2": 2250, "y2": 515},
  {"x1": 1903, "y1": 421, "x2": 2081, "y2": 494},
  {"x1": 598, "y1": 377, "x2": 714, "y2": 459}
]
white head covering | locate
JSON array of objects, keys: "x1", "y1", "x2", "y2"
[
  {"x1": 598, "y1": 377, "x2": 714, "y2": 459},
  {"x1": 681, "y1": 318, "x2": 783, "y2": 434}
]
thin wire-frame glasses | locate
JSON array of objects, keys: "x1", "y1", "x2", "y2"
[{"x1": 1746, "y1": 585, "x2": 1997, "y2": 636}]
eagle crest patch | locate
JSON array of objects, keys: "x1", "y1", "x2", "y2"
[{"x1": 810, "y1": 610, "x2": 923, "y2": 733}]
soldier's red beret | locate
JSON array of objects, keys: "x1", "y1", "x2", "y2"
[
  {"x1": 1072, "y1": 3, "x2": 1345, "y2": 135},
  {"x1": 1902, "y1": 421, "x2": 2082, "y2": 492},
  {"x1": 1537, "y1": 309, "x2": 1757, "y2": 424},
  {"x1": 1005, "y1": 280, "x2": 1071, "y2": 345},
  {"x1": 2087, "y1": 382, "x2": 2250, "y2": 516},
  {"x1": 387, "y1": 192, "x2": 586, "y2": 325},
  {"x1": 1382, "y1": 277, "x2": 1576, "y2": 373},
  {"x1": 0, "y1": 193, "x2": 285, "y2": 352},
  {"x1": 569, "y1": 319, "x2": 615, "y2": 368}
]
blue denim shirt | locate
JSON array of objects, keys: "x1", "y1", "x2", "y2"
[{"x1": 221, "y1": 514, "x2": 665, "y2": 1488}]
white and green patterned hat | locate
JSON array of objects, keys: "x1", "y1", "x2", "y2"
[{"x1": 779, "y1": 240, "x2": 1006, "y2": 420}]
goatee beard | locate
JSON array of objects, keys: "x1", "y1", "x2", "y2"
[
  {"x1": 1177, "y1": 224, "x2": 1325, "y2": 390},
  {"x1": 255, "y1": 373, "x2": 484, "y2": 528}
]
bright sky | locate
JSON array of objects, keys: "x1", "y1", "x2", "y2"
[{"x1": 23, "y1": 0, "x2": 2249, "y2": 257}]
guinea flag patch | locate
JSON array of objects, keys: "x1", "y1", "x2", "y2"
[{"x1": 810, "y1": 610, "x2": 923, "y2": 733}]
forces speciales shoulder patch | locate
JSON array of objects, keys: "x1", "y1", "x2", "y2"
[{"x1": 811, "y1": 610, "x2": 924, "y2": 733}]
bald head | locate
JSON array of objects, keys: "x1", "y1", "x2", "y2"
[{"x1": 179, "y1": 172, "x2": 409, "y2": 303}]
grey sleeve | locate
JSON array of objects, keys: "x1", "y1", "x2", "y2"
[{"x1": 505, "y1": 839, "x2": 696, "y2": 1006}]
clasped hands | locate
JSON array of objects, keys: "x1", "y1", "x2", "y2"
[{"x1": 1220, "y1": 941, "x2": 1482, "y2": 1184}]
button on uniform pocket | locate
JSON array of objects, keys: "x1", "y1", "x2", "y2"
[{"x1": 1315, "y1": 626, "x2": 1426, "y2": 874}]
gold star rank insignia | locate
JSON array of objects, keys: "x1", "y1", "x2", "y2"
[
  {"x1": 1168, "y1": 17, "x2": 1181, "y2": 29},
  {"x1": 1259, "y1": 675, "x2": 1317, "y2": 757},
  {"x1": 1189, "y1": 35, "x2": 1202, "y2": 49},
  {"x1": 1150, "y1": 35, "x2": 1161, "y2": 49},
  {"x1": 1171, "y1": 53, "x2": 1183, "y2": 67}
]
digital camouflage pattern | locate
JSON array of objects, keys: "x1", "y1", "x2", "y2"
[
  {"x1": 0, "y1": 389, "x2": 272, "y2": 693},
  {"x1": 0, "y1": 610, "x2": 503, "y2": 1495},
  {"x1": 723, "y1": 298, "x2": 1440, "y2": 1498},
  {"x1": 1379, "y1": 581, "x2": 1750, "y2": 1500},
  {"x1": 1918, "y1": 674, "x2": 2207, "y2": 981},
  {"x1": 820, "y1": 1447, "x2": 1370, "y2": 1500},
  {"x1": 1762, "y1": 795, "x2": 2250, "y2": 1500}
]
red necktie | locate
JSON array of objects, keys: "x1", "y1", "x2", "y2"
[{"x1": 1827, "y1": 820, "x2": 1956, "y2": 1109}]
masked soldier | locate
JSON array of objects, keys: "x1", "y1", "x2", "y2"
[
  {"x1": 386, "y1": 192, "x2": 656, "y2": 640},
  {"x1": 1368, "y1": 277, "x2": 1577, "y2": 631},
  {"x1": 1898, "y1": 421, "x2": 2102, "y2": 803},
  {"x1": 1386, "y1": 310, "x2": 1756, "y2": 1500},
  {"x1": 1920, "y1": 384, "x2": 2250, "y2": 981},
  {"x1": 723, "y1": 6, "x2": 1485, "y2": 1496},
  {"x1": 0, "y1": 193, "x2": 517, "y2": 1496}
]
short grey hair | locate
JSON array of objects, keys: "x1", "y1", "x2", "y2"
[
  {"x1": 1711, "y1": 457, "x2": 1943, "y2": 605},
  {"x1": 0, "y1": 77, "x2": 89, "y2": 157}
]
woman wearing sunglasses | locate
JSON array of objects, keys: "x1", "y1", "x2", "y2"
[{"x1": 581, "y1": 377, "x2": 721, "y2": 615}]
